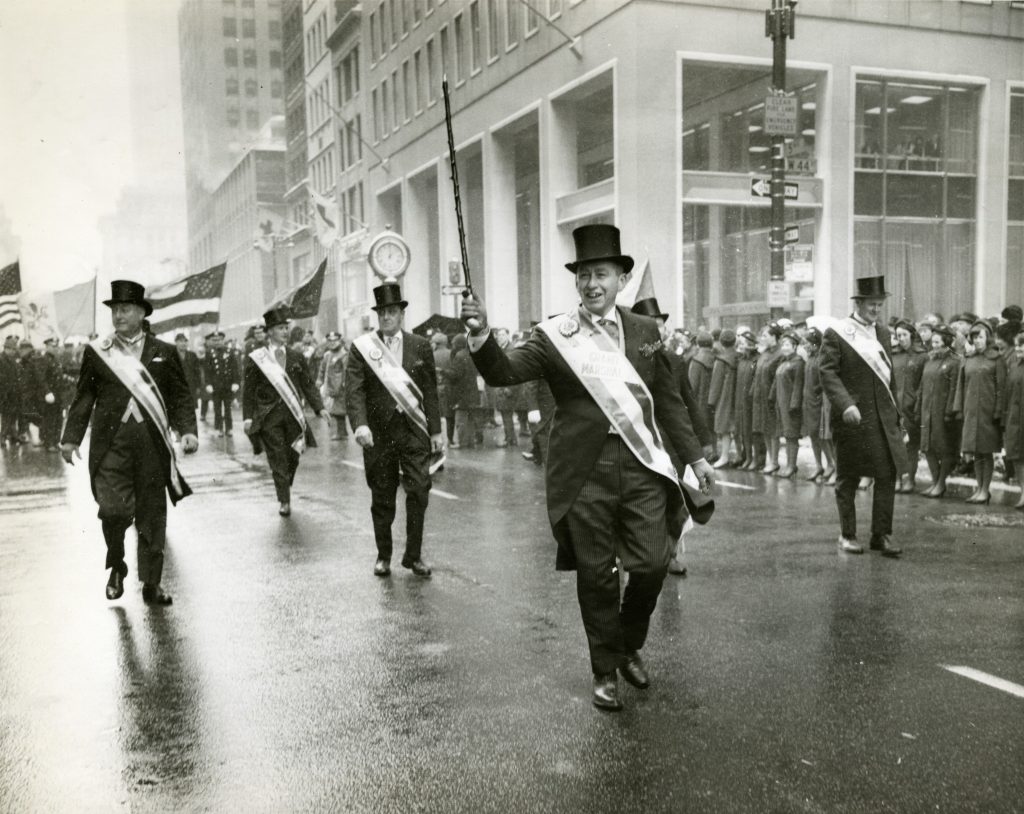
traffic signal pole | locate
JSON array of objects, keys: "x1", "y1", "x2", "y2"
[{"x1": 766, "y1": 0, "x2": 796, "y2": 320}]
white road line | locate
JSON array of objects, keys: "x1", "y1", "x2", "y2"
[
  {"x1": 715, "y1": 480, "x2": 756, "y2": 491},
  {"x1": 342, "y1": 460, "x2": 459, "y2": 500},
  {"x1": 342, "y1": 461, "x2": 364, "y2": 470},
  {"x1": 941, "y1": 665, "x2": 1024, "y2": 699}
]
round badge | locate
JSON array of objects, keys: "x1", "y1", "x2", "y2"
[
  {"x1": 559, "y1": 318, "x2": 579, "y2": 337},
  {"x1": 369, "y1": 348, "x2": 383, "y2": 361}
]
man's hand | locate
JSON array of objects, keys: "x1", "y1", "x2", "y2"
[
  {"x1": 205, "y1": 385, "x2": 213, "y2": 394},
  {"x1": 355, "y1": 425, "x2": 374, "y2": 448},
  {"x1": 430, "y1": 433, "x2": 444, "y2": 453},
  {"x1": 460, "y1": 293, "x2": 488, "y2": 335},
  {"x1": 44, "y1": 392, "x2": 55, "y2": 404},
  {"x1": 230, "y1": 383, "x2": 239, "y2": 393},
  {"x1": 691, "y1": 458, "x2": 716, "y2": 494},
  {"x1": 181, "y1": 434, "x2": 199, "y2": 454},
  {"x1": 60, "y1": 443, "x2": 81, "y2": 465},
  {"x1": 318, "y1": 410, "x2": 330, "y2": 421},
  {"x1": 527, "y1": 410, "x2": 541, "y2": 425},
  {"x1": 243, "y1": 418, "x2": 253, "y2": 434},
  {"x1": 843, "y1": 405, "x2": 862, "y2": 426}
]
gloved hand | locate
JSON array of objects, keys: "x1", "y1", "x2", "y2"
[{"x1": 355, "y1": 425, "x2": 374, "y2": 448}]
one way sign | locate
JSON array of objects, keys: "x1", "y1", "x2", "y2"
[{"x1": 751, "y1": 178, "x2": 799, "y2": 200}]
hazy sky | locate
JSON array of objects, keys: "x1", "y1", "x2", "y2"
[{"x1": 0, "y1": 0, "x2": 184, "y2": 292}]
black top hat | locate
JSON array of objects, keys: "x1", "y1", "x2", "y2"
[
  {"x1": 851, "y1": 275, "x2": 890, "y2": 300},
  {"x1": 371, "y1": 282, "x2": 408, "y2": 311},
  {"x1": 103, "y1": 279, "x2": 153, "y2": 316},
  {"x1": 631, "y1": 297, "x2": 669, "y2": 321},
  {"x1": 565, "y1": 224, "x2": 634, "y2": 275},
  {"x1": 263, "y1": 306, "x2": 292, "y2": 329}
]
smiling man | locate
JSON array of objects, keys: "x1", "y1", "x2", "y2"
[{"x1": 461, "y1": 224, "x2": 714, "y2": 712}]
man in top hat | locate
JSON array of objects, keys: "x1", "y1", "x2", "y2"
[
  {"x1": 819, "y1": 275, "x2": 908, "y2": 558},
  {"x1": 242, "y1": 306, "x2": 327, "y2": 517},
  {"x1": 60, "y1": 280, "x2": 199, "y2": 604},
  {"x1": 0, "y1": 335, "x2": 24, "y2": 447},
  {"x1": 203, "y1": 329, "x2": 240, "y2": 437},
  {"x1": 345, "y1": 282, "x2": 443, "y2": 577},
  {"x1": 462, "y1": 224, "x2": 714, "y2": 711}
]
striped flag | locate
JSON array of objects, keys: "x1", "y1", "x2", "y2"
[
  {"x1": 147, "y1": 263, "x2": 227, "y2": 334},
  {"x1": 267, "y1": 258, "x2": 327, "y2": 319},
  {"x1": 53, "y1": 277, "x2": 96, "y2": 338},
  {"x1": 0, "y1": 260, "x2": 23, "y2": 334},
  {"x1": 309, "y1": 187, "x2": 340, "y2": 248}
]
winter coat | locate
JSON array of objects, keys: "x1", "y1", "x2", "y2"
[
  {"x1": 449, "y1": 346, "x2": 481, "y2": 411},
  {"x1": 751, "y1": 347, "x2": 783, "y2": 436},
  {"x1": 801, "y1": 351, "x2": 824, "y2": 438},
  {"x1": 734, "y1": 352, "x2": 756, "y2": 443},
  {"x1": 892, "y1": 345, "x2": 927, "y2": 425},
  {"x1": 1003, "y1": 358, "x2": 1024, "y2": 461},
  {"x1": 771, "y1": 354, "x2": 805, "y2": 439},
  {"x1": 917, "y1": 349, "x2": 961, "y2": 456},
  {"x1": 952, "y1": 349, "x2": 1006, "y2": 455},
  {"x1": 708, "y1": 347, "x2": 738, "y2": 434}
]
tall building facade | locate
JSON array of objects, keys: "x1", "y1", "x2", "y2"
[{"x1": 178, "y1": 0, "x2": 287, "y2": 275}]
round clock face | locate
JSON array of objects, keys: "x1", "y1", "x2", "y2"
[{"x1": 370, "y1": 235, "x2": 410, "y2": 279}]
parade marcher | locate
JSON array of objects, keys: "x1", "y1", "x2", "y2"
[
  {"x1": 242, "y1": 307, "x2": 326, "y2": 517},
  {"x1": 891, "y1": 320, "x2": 928, "y2": 492},
  {"x1": 916, "y1": 326, "x2": 962, "y2": 498},
  {"x1": 58, "y1": 341, "x2": 80, "y2": 419},
  {"x1": 431, "y1": 332, "x2": 455, "y2": 445},
  {"x1": 819, "y1": 276, "x2": 907, "y2": 558},
  {"x1": 733, "y1": 329, "x2": 757, "y2": 470},
  {"x1": 34, "y1": 337, "x2": 64, "y2": 450},
  {"x1": 751, "y1": 323, "x2": 784, "y2": 473},
  {"x1": 448, "y1": 333, "x2": 480, "y2": 449},
  {"x1": 464, "y1": 225, "x2": 714, "y2": 711},
  {"x1": 174, "y1": 333, "x2": 202, "y2": 418},
  {"x1": 60, "y1": 280, "x2": 198, "y2": 604},
  {"x1": 953, "y1": 321, "x2": 1006, "y2": 504},
  {"x1": 1002, "y1": 331, "x2": 1024, "y2": 509},
  {"x1": 800, "y1": 328, "x2": 835, "y2": 482},
  {"x1": 708, "y1": 329, "x2": 738, "y2": 469},
  {"x1": 491, "y1": 327, "x2": 520, "y2": 448},
  {"x1": 203, "y1": 330, "x2": 240, "y2": 436},
  {"x1": 316, "y1": 331, "x2": 349, "y2": 440},
  {"x1": 0, "y1": 335, "x2": 23, "y2": 447},
  {"x1": 771, "y1": 331, "x2": 805, "y2": 479},
  {"x1": 17, "y1": 340, "x2": 40, "y2": 443},
  {"x1": 345, "y1": 283, "x2": 442, "y2": 578}
]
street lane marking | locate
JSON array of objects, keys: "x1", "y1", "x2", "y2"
[
  {"x1": 714, "y1": 480, "x2": 756, "y2": 491},
  {"x1": 342, "y1": 460, "x2": 459, "y2": 500},
  {"x1": 941, "y1": 665, "x2": 1024, "y2": 699}
]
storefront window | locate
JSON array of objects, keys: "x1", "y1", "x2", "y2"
[{"x1": 1009, "y1": 90, "x2": 1024, "y2": 306}]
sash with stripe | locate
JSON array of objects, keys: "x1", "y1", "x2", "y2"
[
  {"x1": 834, "y1": 316, "x2": 898, "y2": 409},
  {"x1": 352, "y1": 332, "x2": 430, "y2": 440},
  {"x1": 249, "y1": 346, "x2": 308, "y2": 453},
  {"x1": 90, "y1": 336, "x2": 187, "y2": 501}
]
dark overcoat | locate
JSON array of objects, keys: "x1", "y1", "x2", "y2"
[
  {"x1": 708, "y1": 347, "x2": 738, "y2": 434},
  {"x1": 953, "y1": 350, "x2": 1006, "y2": 454},
  {"x1": 61, "y1": 336, "x2": 197, "y2": 504},
  {"x1": 242, "y1": 345, "x2": 323, "y2": 449},
  {"x1": 917, "y1": 349, "x2": 962, "y2": 456},
  {"x1": 892, "y1": 345, "x2": 927, "y2": 424},
  {"x1": 447, "y1": 346, "x2": 481, "y2": 411},
  {"x1": 819, "y1": 320, "x2": 908, "y2": 478},
  {"x1": 1003, "y1": 359, "x2": 1024, "y2": 460},
  {"x1": 669, "y1": 352, "x2": 714, "y2": 448},
  {"x1": 772, "y1": 354, "x2": 805, "y2": 439},
  {"x1": 471, "y1": 308, "x2": 703, "y2": 571},
  {"x1": 734, "y1": 352, "x2": 756, "y2": 442},
  {"x1": 177, "y1": 348, "x2": 202, "y2": 398},
  {"x1": 751, "y1": 347, "x2": 783, "y2": 437},
  {"x1": 801, "y1": 351, "x2": 824, "y2": 438}
]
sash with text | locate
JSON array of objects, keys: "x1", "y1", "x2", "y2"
[
  {"x1": 250, "y1": 346, "x2": 309, "y2": 453},
  {"x1": 353, "y1": 332, "x2": 430, "y2": 440}
]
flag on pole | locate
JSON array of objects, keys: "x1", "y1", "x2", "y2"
[
  {"x1": 53, "y1": 276, "x2": 96, "y2": 338},
  {"x1": 268, "y1": 258, "x2": 327, "y2": 319},
  {"x1": 309, "y1": 187, "x2": 340, "y2": 248},
  {"x1": 147, "y1": 263, "x2": 227, "y2": 334},
  {"x1": 0, "y1": 260, "x2": 23, "y2": 335},
  {"x1": 18, "y1": 289, "x2": 59, "y2": 345},
  {"x1": 615, "y1": 256, "x2": 654, "y2": 308}
]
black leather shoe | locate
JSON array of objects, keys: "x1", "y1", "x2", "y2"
[
  {"x1": 278, "y1": 502, "x2": 291, "y2": 517},
  {"x1": 869, "y1": 536, "x2": 902, "y2": 558},
  {"x1": 142, "y1": 584, "x2": 173, "y2": 605},
  {"x1": 838, "y1": 536, "x2": 864, "y2": 554},
  {"x1": 620, "y1": 651, "x2": 650, "y2": 689},
  {"x1": 592, "y1": 673, "x2": 622, "y2": 711},
  {"x1": 401, "y1": 558, "x2": 432, "y2": 577},
  {"x1": 373, "y1": 558, "x2": 391, "y2": 577},
  {"x1": 105, "y1": 569, "x2": 124, "y2": 601}
]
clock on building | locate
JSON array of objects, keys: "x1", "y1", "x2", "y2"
[{"x1": 367, "y1": 229, "x2": 411, "y2": 281}]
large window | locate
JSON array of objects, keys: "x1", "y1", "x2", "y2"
[
  {"x1": 1009, "y1": 89, "x2": 1024, "y2": 306},
  {"x1": 854, "y1": 77, "x2": 980, "y2": 317}
]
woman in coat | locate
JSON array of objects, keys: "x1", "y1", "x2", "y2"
[
  {"x1": 688, "y1": 331, "x2": 716, "y2": 439},
  {"x1": 1002, "y1": 331, "x2": 1024, "y2": 509},
  {"x1": 448, "y1": 334, "x2": 482, "y2": 449},
  {"x1": 708, "y1": 329, "x2": 738, "y2": 468},
  {"x1": 891, "y1": 320, "x2": 928, "y2": 492},
  {"x1": 770, "y1": 331, "x2": 805, "y2": 478},
  {"x1": 953, "y1": 321, "x2": 1007, "y2": 504},
  {"x1": 800, "y1": 328, "x2": 835, "y2": 482},
  {"x1": 916, "y1": 326, "x2": 962, "y2": 498},
  {"x1": 733, "y1": 330, "x2": 757, "y2": 470},
  {"x1": 751, "y1": 323, "x2": 784, "y2": 473}
]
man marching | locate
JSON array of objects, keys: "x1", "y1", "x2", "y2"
[
  {"x1": 819, "y1": 275, "x2": 907, "y2": 558},
  {"x1": 60, "y1": 280, "x2": 198, "y2": 605},
  {"x1": 345, "y1": 282, "x2": 443, "y2": 578},
  {"x1": 242, "y1": 306, "x2": 327, "y2": 517},
  {"x1": 462, "y1": 224, "x2": 714, "y2": 711},
  {"x1": 203, "y1": 329, "x2": 240, "y2": 436}
]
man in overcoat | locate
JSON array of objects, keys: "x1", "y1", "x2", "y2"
[
  {"x1": 819, "y1": 275, "x2": 908, "y2": 557},
  {"x1": 242, "y1": 306, "x2": 327, "y2": 517},
  {"x1": 60, "y1": 280, "x2": 199, "y2": 604},
  {"x1": 35, "y1": 337, "x2": 64, "y2": 450},
  {"x1": 346, "y1": 283, "x2": 443, "y2": 578},
  {"x1": 462, "y1": 225, "x2": 715, "y2": 711},
  {"x1": 174, "y1": 333, "x2": 202, "y2": 416},
  {"x1": 203, "y1": 329, "x2": 240, "y2": 436}
]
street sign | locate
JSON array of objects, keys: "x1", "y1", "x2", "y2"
[
  {"x1": 785, "y1": 244, "x2": 814, "y2": 283},
  {"x1": 448, "y1": 260, "x2": 463, "y2": 284},
  {"x1": 784, "y1": 225, "x2": 800, "y2": 245},
  {"x1": 767, "y1": 280, "x2": 790, "y2": 308},
  {"x1": 441, "y1": 284, "x2": 466, "y2": 295},
  {"x1": 751, "y1": 178, "x2": 799, "y2": 200},
  {"x1": 764, "y1": 95, "x2": 798, "y2": 137},
  {"x1": 785, "y1": 157, "x2": 817, "y2": 175}
]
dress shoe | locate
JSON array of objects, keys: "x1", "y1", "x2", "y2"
[
  {"x1": 373, "y1": 558, "x2": 391, "y2": 577},
  {"x1": 142, "y1": 584, "x2": 173, "y2": 605},
  {"x1": 777, "y1": 467, "x2": 796, "y2": 479},
  {"x1": 278, "y1": 502, "x2": 291, "y2": 517},
  {"x1": 806, "y1": 469, "x2": 825, "y2": 482},
  {"x1": 869, "y1": 536, "x2": 902, "y2": 558},
  {"x1": 592, "y1": 672, "x2": 622, "y2": 711},
  {"x1": 965, "y1": 493, "x2": 991, "y2": 505},
  {"x1": 105, "y1": 569, "x2": 124, "y2": 600},
  {"x1": 620, "y1": 651, "x2": 650, "y2": 689},
  {"x1": 401, "y1": 558, "x2": 432, "y2": 577},
  {"x1": 838, "y1": 536, "x2": 864, "y2": 554},
  {"x1": 762, "y1": 465, "x2": 779, "y2": 475},
  {"x1": 667, "y1": 557, "x2": 687, "y2": 577}
]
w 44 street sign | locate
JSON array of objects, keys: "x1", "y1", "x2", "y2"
[{"x1": 751, "y1": 178, "x2": 799, "y2": 200}]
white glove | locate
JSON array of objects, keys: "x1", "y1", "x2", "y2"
[
  {"x1": 205, "y1": 385, "x2": 213, "y2": 394},
  {"x1": 44, "y1": 393, "x2": 55, "y2": 404},
  {"x1": 354, "y1": 425, "x2": 374, "y2": 448},
  {"x1": 527, "y1": 410, "x2": 541, "y2": 425},
  {"x1": 230, "y1": 383, "x2": 239, "y2": 393}
]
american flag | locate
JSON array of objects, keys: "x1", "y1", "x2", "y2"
[
  {"x1": 0, "y1": 260, "x2": 22, "y2": 334},
  {"x1": 147, "y1": 263, "x2": 227, "y2": 334},
  {"x1": 267, "y1": 258, "x2": 327, "y2": 320}
]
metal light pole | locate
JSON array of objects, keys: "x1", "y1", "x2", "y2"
[{"x1": 766, "y1": 0, "x2": 796, "y2": 320}]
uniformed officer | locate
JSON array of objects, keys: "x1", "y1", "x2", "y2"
[
  {"x1": 35, "y1": 337, "x2": 64, "y2": 450},
  {"x1": 203, "y1": 330, "x2": 240, "y2": 436},
  {"x1": 0, "y1": 335, "x2": 23, "y2": 447}
]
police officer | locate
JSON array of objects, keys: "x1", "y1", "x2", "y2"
[{"x1": 203, "y1": 330, "x2": 240, "y2": 436}]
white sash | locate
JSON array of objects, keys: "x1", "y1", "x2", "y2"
[
  {"x1": 91, "y1": 336, "x2": 187, "y2": 501},
  {"x1": 250, "y1": 346, "x2": 308, "y2": 453},
  {"x1": 353, "y1": 332, "x2": 430, "y2": 440},
  {"x1": 834, "y1": 316, "x2": 898, "y2": 409}
]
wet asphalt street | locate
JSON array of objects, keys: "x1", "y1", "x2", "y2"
[{"x1": 1, "y1": 416, "x2": 1023, "y2": 814}]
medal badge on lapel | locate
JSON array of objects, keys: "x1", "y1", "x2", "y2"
[
  {"x1": 368, "y1": 347, "x2": 383, "y2": 363},
  {"x1": 559, "y1": 317, "x2": 579, "y2": 338}
]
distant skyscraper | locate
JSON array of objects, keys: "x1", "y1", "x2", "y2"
[{"x1": 178, "y1": 0, "x2": 286, "y2": 274}]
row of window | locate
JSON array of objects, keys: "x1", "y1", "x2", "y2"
[
  {"x1": 306, "y1": 11, "x2": 328, "y2": 70},
  {"x1": 226, "y1": 107, "x2": 264, "y2": 130},
  {"x1": 368, "y1": 0, "x2": 439, "y2": 62},
  {"x1": 337, "y1": 46, "x2": 361, "y2": 106},
  {"x1": 226, "y1": 77, "x2": 283, "y2": 99},
  {"x1": 339, "y1": 116, "x2": 364, "y2": 171},
  {"x1": 222, "y1": 17, "x2": 281, "y2": 38},
  {"x1": 308, "y1": 78, "x2": 332, "y2": 132},
  {"x1": 224, "y1": 47, "x2": 282, "y2": 68},
  {"x1": 311, "y1": 149, "x2": 336, "y2": 195}
]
